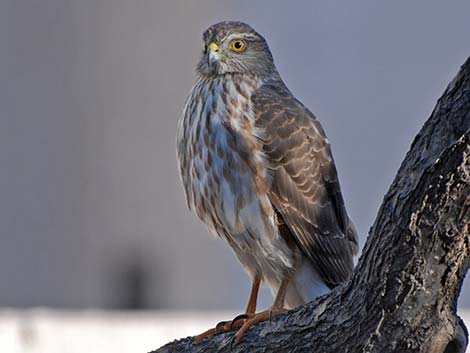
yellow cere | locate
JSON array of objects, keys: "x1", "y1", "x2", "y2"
[{"x1": 208, "y1": 42, "x2": 219, "y2": 52}]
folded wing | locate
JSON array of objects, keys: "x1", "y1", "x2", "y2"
[{"x1": 252, "y1": 80, "x2": 359, "y2": 287}]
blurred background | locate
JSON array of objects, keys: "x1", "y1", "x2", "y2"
[{"x1": 1, "y1": 0, "x2": 470, "y2": 352}]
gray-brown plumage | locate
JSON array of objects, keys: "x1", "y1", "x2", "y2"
[
  {"x1": 177, "y1": 21, "x2": 358, "y2": 343},
  {"x1": 253, "y1": 80, "x2": 358, "y2": 287}
]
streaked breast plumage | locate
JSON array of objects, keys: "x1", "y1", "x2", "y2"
[{"x1": 177, "y1": 73, "x2": 296, "y2": 285}]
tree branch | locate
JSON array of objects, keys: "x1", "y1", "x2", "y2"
[{"x1": 153, "y1": 57, "x2": 470, "y2": 353}]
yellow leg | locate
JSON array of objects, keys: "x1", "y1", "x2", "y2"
[
  {"x1": 194, "y1": 273, "x2": 261, "y2": 344},
  {"x1": 246, "y1": 273, "x2": 261, "y2": 314},
  {"x1": 234, "y1": 276, "x2": 290, "y2": 344}
]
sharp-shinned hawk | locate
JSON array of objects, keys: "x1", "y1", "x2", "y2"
[{"x1": 176, "y1": 21, "x2": 358, "y2": 344}]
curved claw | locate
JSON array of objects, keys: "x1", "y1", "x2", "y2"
[
  {"x1": 194, "y1": 316, "x2": 240, "y2": 344},
  {"x1": 215, "y1": 320, "x2": 230, "y2": 334},
  {"x1": 230, "y1": 313, "x2": 249, "y2": 329}
]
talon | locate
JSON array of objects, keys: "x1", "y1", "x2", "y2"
[
  {"x1": 195, "y1": 316, "x2": 242, "y2": 344},
  {"x1": 230, "y1": 313, "x2": 249, "y2": 329},
  {"x1": 215, "y1": 320, "x2": 230, "y2": 334}
]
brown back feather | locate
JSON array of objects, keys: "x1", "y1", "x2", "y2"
[{"x1": 252, "y1": 79, "x2": 359, "y2": 287}]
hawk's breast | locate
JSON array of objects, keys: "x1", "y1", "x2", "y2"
[{"x1": 177, "y1": 75, "x2": 295, "y2": 279}]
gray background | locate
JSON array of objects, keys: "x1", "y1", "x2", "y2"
[{"x1": 1, "y1": 0, "x2": 469, "y2": 310}]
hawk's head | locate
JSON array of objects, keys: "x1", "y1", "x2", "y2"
[{"x1": 196, "y1": 21, "x2": 276, "y2": 77}]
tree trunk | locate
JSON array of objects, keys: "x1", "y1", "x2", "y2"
[{"x1": 153, "y1": 57, "x2": 470, "y2": 353}]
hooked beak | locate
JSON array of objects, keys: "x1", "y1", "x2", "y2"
[{"x1": 207, "y1": 42, "x2": 219, "y2": 67}]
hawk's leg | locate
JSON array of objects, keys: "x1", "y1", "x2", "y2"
[
  {"x1": 233, "y1": 275, "x2": 290, "y2": 345},
  {"x1": 194, "y1": 274, "x2": 261, "y2": 344},
  {"x1": 225, "y1": 272, "x2": 261, "y2": 329}
]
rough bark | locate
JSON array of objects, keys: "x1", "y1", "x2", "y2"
[{"x1": 153, "y1": 57, "x2": 470, "y2": 353}]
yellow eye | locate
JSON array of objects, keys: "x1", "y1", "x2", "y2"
[{"x1": 229, "y1": 39, "x2": 246, "y2": 52}]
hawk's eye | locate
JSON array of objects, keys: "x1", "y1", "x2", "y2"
[{"x1": 229, "y1": 39, "x2": 246, "y2": 53}]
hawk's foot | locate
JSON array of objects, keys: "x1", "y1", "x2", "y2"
[
  {"x1": 233, "y1": 308, "x2": 288, "y2": 345},
  {"x1": 193, "y1": 313, "x2": 256, "y2": 344}
]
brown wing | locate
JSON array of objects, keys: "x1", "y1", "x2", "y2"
[{"x1": 252, "y1": 80, "x2": 358, "y2": 287}]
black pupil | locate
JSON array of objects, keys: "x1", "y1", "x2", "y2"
[{"x1": 234, "y1": 41, "x2": 242, "y2": 49}]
